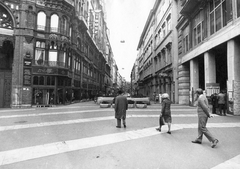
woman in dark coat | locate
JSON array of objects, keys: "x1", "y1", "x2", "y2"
[{"x1": 156, "y1": 93, "x2": 172, "y2": 134}]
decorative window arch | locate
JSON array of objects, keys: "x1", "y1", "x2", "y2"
[
  {"x1": 62, "y1": 16, "x2": 68, "y2": 35},
  {"x1": 37, "y1": 11, "x2": 46, "y2": 30},
  {"x1": 50, "y1": 14, "x2": 59, "y2": 32},
  {"x1": 0, "y1": 5, "x2": 13, "y2": 29}
]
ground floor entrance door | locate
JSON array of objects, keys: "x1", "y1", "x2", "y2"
[{"x1": 0, "y1": 71, "x2": 12, "y2": 108}]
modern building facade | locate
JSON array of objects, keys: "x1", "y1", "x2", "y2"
[
  {"x1": 177, "y1": 0, "x2": 240, "y2": 115},
  {"x1": 0, "y1": 0, "x2": 122, "y2": 108},
  {"x1": 133, "y1": 0, "x2": 240, "y2": 115}
]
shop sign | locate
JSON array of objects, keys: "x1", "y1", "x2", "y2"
[
  {"x1": 24, "y1": 59, "x2": 32, "y2": 66},
  {"x1": 23, "y1": 68, "x2": 32, "y2": 86}
]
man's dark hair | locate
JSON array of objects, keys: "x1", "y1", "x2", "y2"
[{"x1": 118, "y1": 90, "x2": 123, "y2": 95}]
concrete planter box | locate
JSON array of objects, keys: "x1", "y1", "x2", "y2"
[
  {"x1": 135, "y1": 101, "x2": 147, "y2": 108},
  {"x1": 136, "y1": 104, "x2": 147, "y2": 108},
  {"x1": 128, "y1": 104, "x2": 135, "y2": 108},
  {"x1": 100, "y1": 103, "x2": 111, "y2": 108}
]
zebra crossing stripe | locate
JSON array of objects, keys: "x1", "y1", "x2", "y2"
[
  {"x1": 211, "y1": 154, "x2": 240, "y2": 169},
  {"x1": 0, "y1": 126, "x2": 182, "y2": 166},
  {"x1": 0, "y1": 114, "x2": 220, "y2": 132}
]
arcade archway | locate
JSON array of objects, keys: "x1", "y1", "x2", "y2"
[{"x1": 0, "y1": 3, "x2": 15, "y2": 108}]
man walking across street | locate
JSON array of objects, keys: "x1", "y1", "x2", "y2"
[
  {"x1": 114, "y1": 90, "x2": 128, "y2": 128},
  {"x1": 192, "y1": 88, "x2": 219, "y2": 148}
]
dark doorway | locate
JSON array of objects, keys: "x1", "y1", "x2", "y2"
[
  {"x1": 0, "y1": 40, "x2": 14, "y2": 108},
  {"x1": 198, "y1": 55, "x2": 205, "y2": 90},
  {"x1": 214, "y1": 43, "x2": 228, "y2": 91}
]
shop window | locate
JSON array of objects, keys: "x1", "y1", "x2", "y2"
[
  {"x1": 58, "y1": 78, "x2": 64, "y2": 86},
  {"x1": 50, "y1": 14, "x2": 59, "y2": 32},
  {"x1": 66, "y1": 78, "x2": 71, "y2": 86},
  {"x1": 39, "y1": 76, "x2": 44, "y2": 85},
  {"x1": 35, "y1": 41, "x2": 46, "y2": 65},
  {"x1": 47, "y1": 76, "x2": 55, "y2": 85},
  {"x1": 33, "y1": 76, "x2": 38, "y2": 85},
  {"x1": 37, "y1": 11, "x2": 46, "y2": 31},
  {"x1": 33, "y1": 76, "x2": 45, "y2": 85}
]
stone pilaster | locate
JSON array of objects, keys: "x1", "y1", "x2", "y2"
[
  {"x1": 234, "y1": 81, "x2": 240, "y2": 115},
  {"x1": 178, "y1": 64, "x2": 190, "y2": 105}
]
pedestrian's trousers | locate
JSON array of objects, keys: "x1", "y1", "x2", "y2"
[
  {"x1": 117, "y1": 118, "x2": 126, "y2": 127},
  {"x1": 196, "y1": 116, "x2": 215, "y2": 143}
]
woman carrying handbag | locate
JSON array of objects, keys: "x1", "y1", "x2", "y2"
[{"x1": 156, "y1": 93, "x2": 172, "y2": 134}]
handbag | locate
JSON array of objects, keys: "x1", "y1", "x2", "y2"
[{"x1": 160, "y1": 116, "x2": 165, "y2": 126}]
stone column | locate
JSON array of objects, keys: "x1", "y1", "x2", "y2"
[
  {"x1": 190, "y1": 59, "x2": 199, "y2": 91},
  {"x1": 228, "y1": 40, "x2": 240, "y2": 115},
  {"x1": 178, "y1": 64, "x2": 190, "y2": 105},
  {"x1": 204, "y1": 51, "x2": 216, "y2": 86}
]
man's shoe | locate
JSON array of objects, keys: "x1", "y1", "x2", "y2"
[
  {"x1": 211, "y1": 139, "x2": 219, "y2": 148},
  {"x1": 167, "y1": 131, "x2": 171, "y2": 134},
  {"x1": 192, "y1": 140, "x2": 202, "y2": 144},
  {"x1": 116, "y1": 126, "x2": 121, "y2": 128}
]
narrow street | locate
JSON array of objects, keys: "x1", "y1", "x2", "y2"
[{"x1": 0, "y1": 102, "x2": 240, "y2": 169}]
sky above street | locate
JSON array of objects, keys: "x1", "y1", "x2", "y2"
[{"x1": 104, "y1": 0, "x2": 156, "y2": 82}]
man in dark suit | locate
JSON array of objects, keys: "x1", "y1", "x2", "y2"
[{"x1": 114, "y1": 90, "x2": 128, "y2": 128}]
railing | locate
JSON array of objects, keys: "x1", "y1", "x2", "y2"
[{"x1": 34, "y1": 60, "x2": 66, "y2": 68}]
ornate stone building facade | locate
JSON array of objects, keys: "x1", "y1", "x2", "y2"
[{"x1": 0, "y1": 0, "x2": 113, "y2": 108}]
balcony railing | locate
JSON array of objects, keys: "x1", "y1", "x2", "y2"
[{"x1": 34, "y1": 60, "x2": 66, "y2": 68}]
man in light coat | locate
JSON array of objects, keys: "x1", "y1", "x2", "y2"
[
  {"x1": 115, "y1": 90, "x2": 128, "y2": 128},
  {"x1": 192, "y1": 88, "x2": 219, "y2": 148}
]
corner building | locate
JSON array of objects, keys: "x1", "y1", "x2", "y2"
[
  {"x1": 177, "y1": 0, "x2": 240, "y2": 115},
  {"x1": 0, "y1": 0, "x2": 108, "y2": 108}
]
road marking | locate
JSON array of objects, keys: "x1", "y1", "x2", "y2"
[
  {"x1": 0, "y1": 109, "x2": 108, "y2": 119},
  {"x1": 211, "y1": 154, "x2": 240, "y2": 169},
  {"x1": 0, "y1": 109, "x2": 196, "y2": 119},
  {"x1": 0, "y1": 125, "x2": 187, "y2": 166},
  {"x1": 0, "y1": 114, "x2": 220, "y2": 132},
  {"x1": 0, "y1": 109, "x2": 33, "y2": 113},
  {"x1": 0, "y1": 123, "x2": 240, "y2": 166}
]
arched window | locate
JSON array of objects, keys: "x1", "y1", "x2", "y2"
[
  {"x1": 37, "y1": 11, "x2": 46, "y2": 31},
  {"x1": 62, "y1": 16, "x2": 67, "y2": 35},
  {"x1": 0, "y1": 5, "x2": 13, "y2": 29},
  {"x1": 50, "y1": 14, "x2": 59, "y2": 32},
  {"x1": 69, "y1": 26, "x2": 72, "y2": 38}
]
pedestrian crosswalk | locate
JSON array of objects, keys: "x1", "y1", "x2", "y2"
[{"x1": 0, "y1": 106, "x2": 239, "y2": 168}]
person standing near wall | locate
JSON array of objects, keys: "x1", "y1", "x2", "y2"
[
  {"x1": 218, "y1": 90, "x2": 227, "y2": 116},
  {"x1": 153, "y1": 92, "x2": 156, "y2": 104},
  {"x1": 210, "y1": 93, "x2": 218, "y2": 114},
  {"x1": 114, "y1": 90, "x2": 128, "y2": 128},
  {"x1": 192, "y1": 88, "x2": 219, "y2": 148}
]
